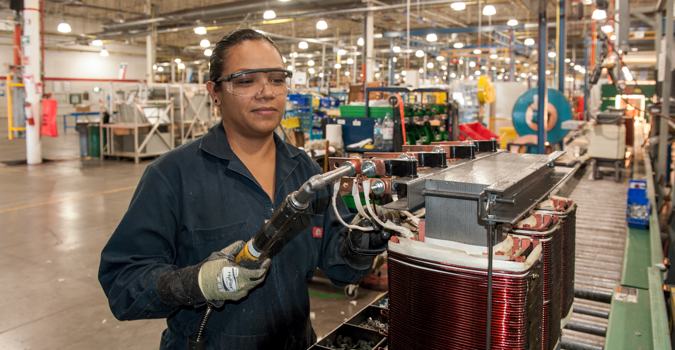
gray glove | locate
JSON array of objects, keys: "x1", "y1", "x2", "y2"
[
  {"x1": 157, "y1": 240, "x2": 271, "y2": 307},
  {"x1": 197, "y1": 240, "x2": 271, "y2": 302}
]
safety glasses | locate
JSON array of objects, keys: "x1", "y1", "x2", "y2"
[{"x1": 215, "y1": 68, "x2": 293, "y2": 97}]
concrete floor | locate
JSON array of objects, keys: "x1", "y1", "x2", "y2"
[{"x1": 0, "y1": 122, "x2": 380, "y2": 349}]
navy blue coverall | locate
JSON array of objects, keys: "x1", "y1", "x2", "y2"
[{"x1": 98, "y1": 124, "x2": 370, "y2": 349}]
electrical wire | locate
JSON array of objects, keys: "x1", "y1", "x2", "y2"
[
  {"x1": 331, "y1": 182, "x2": 374, "y2": 231},
  {"x1": 363, "y1": 180, "x2": 414, "y2": 238},
  {"x1": 396, "y1": 93, "x2": 407, "y2": 145},
  {"x1": 352, "y1": 178, "x2": 373, "y2": 221}
]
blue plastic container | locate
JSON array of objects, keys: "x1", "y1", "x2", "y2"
[{"x1": 626, "y1": 179, "x2": 650, "y2": 229}]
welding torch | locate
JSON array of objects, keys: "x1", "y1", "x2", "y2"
[{"x1": 234, "y1": 161, "x2": 368, "y2": 267}]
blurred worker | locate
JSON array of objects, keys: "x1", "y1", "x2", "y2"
[{"x1": 99, "y1": 29, "x2": 386, "y2": 350}]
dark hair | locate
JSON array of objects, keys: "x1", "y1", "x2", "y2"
[{"x1": 209, "y1": 29, "x2": 283, "y2": 89}]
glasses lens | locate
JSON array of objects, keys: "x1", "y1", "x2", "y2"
[{"x1": 227, "y1": 71, "x2": 290, "y2": 97}]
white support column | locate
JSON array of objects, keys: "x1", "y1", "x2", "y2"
[
  {"x1": 23, "y1": 0, "x2": 42, "y2": 164},
  {"x1": 171, "y1": 63, "x2": 176, "y2": 83},
  {"x1": 365, "y1": 7, "x2": 375, "y2": 82},
  {"x1": 352, "y1": 49, "x2": 357, "y2": 84},
  {"x1": 146, "y1": 37, "x2": 155, "y2": 84},
  {"x1": 145, "y1": 0, "x2": 156, "y2": 84}
]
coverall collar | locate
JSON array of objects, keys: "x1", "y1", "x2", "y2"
[{"x1": 199, "y1": 123, "x2": 303, "y2": 204}]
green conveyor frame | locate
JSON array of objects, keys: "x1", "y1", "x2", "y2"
[{"x1": 604, "y1": 153, "x2": 671, "y2": 349}]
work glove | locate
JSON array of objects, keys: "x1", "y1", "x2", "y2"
[
  {"x1": 197, "y1": 240, "x2": 271, "y2": 302},
  {"x1": 157, "y1": 240, "x2": 271, "y2": 307},
  {"x1": 340, "y1": 221, "x2": 390, "y2": 270}
]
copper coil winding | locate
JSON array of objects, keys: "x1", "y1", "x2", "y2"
[
  {"x1": 514, "y1": 214, "x2": 563, "y2": 350},
  {"x1": 388, "y1": 251, "x2": 542, "y2": 350}
]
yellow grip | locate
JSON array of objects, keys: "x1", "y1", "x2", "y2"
[{"x1": 234, "y1": 241, "x2": 259, "y2": 265}]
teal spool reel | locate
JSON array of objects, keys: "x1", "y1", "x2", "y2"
[{"x1": 512, "y1": 88, "x2": 572, "y2": 144}]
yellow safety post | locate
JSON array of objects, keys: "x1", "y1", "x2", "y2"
[{"x1": 6, "y1": 74, "x2": 26, "y2": 141}]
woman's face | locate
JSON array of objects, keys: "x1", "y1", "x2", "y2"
[{"x1": 207, "y1": 40, "x2": 286, "y2": 138}]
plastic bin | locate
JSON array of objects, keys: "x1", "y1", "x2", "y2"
[
  {"x1": 88, "y1": 124, "x2": 100, "y2": 158},
  {"x1": 458, "y1": 122, "x2": 499, "y2": 141},
  {"x1": 75, "y1": 122, "x2": 89, "y2": 157},
  {"x1": 339, "y1": 105, "x2": 393, "y2": 119},
  {"x1": 627, "y1": 179, "x2": 650, "y2": 229}
]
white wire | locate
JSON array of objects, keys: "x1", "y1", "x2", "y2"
[
  {"x1": 401, "y1": 210, "x2": 420, "y2": 226},
  {"x1": 361, "y1": 180, "x2": 388, "y2": 227},
  {"x1": 351, "y1": 178, "x2": 373, "y2": 221},
  {"x1": 331, "y1": 182, "x2": 374, "y2": 231},
  {"x1": 363, "y1": 180, "x2": 414, "y2": 238}
]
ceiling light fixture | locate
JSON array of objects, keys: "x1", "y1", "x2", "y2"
[
  {"x1": 316, "y1": 20, "x2": 328, "y2": 31},
  {"x1": 263, "y1": 10, "x2": 277, "y2": 20},
  {"x1": 473, "y1": 49, "x2": 482, "y2": 55},
  {"x1": 450, "y1": 1, "x2": 466, "y2": 11},
  {"x1": 357, "y1": 37, "x2": 364, "y2": 46},
  {"x1": 57, "y1": 21, "x2": 72, "y2": 34},
  {"x1": 307, "y1": 59, "x2": 315, "y2": 66},
  {"x1": 524, "y1": 38, "x2": 535, "y2": 46},
  {"x1": 204, "y1": 48, "x2": 213, "y2": 57},
  {"x1": 298, "y1": 41, "x2": 309, "y2": 50},
  {"x1": 507, "y1": 19, "x2": 518, "y2": 27},
  {"x1": 200, "y1": 39, "x2": 211, "y2": 48},
  {"x1": 426, "y1": 33, "x2": 438, "y2": 42},
  {"x1": 392, "y1": 46, "x2": 401, "y2": 53},
  {"x1": 91, "y1": 39, "x2": 103, "y2": 47},
  {"x1": 601, "y1": 24, "x2": 613, "y2": 33},
  {"x1": 415, "y1": 50, "x2": 425, "y2": 58},
  {"x1": 453, "y1": 42, "x2": 465, "y2": 49},
  {"x1": 194, "y1": 26, "x2": 207, "y2": 35},
  {"x1": 482, "y1": 5, "x2": 496, "y2": 16}
]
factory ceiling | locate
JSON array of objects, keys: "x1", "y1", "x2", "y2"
[{"x1": 5, "y1": 0, "x2": 661, "y2": 70}]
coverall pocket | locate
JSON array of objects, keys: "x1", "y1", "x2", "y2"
[{"x1": 190, "y1": 221, "x2": 249, "y2": 260}]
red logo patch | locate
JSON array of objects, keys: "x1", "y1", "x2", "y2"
[{"x1": 311, "y1": 226, "x2": 323, "y2": 238}]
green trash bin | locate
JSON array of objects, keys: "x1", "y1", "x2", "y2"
[{"x1": 87, "y1": 124, "x2": 100, "y2": 158}]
